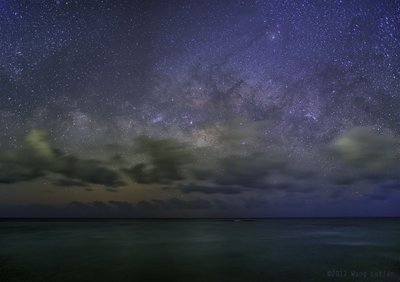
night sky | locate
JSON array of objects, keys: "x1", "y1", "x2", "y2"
[{"x1": 0, "y1": 0, "x2": 399, "y2": 217}]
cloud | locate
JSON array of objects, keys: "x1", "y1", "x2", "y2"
[
  {"x1": 328, "y1": 127, "x2": 400, "y2": 187},
  {"x1": 24, "y1": 130, "x2": 57, "y2": 161},
  {"x1": 0, "y1": 130, "x2": 125, "y2": 187},
  {"x1": 172, "y1": 184, "x2": 245, "y2": 195},
  {"x1": 213, "y1": 153, "x2": 288, "y2": 189},
  {"x1": 109, "y1": 200, "x2": 135, "y2": 210},
  {"x1": 123, "y1": 136, "x2": 193, "y2": 184},
  {"x1": 243, "y1": 197, "x2": 269, "y2": 209},
  {"x1": 212, "y1": 199, "x2": 234, "y2": 209},
  {"x1": 53, "y1": 178, "x2": 88, "y2": 187},
  {"x1": 55, "y1": 156, "x2": 125, "y2": 187},
  {"x1": 0, "y1": 199, "x2": 216, "y2": 217},
  {"x1": 187, "y1": 144, "x2": 314, "y2": 193},
  {"x1": 0, "y1": 130, "x2": 54, "y2": 183},
  {"x1": 331, "y1": 127, "x2": 399, "y2": 172},
  {"x1": 379, "y1": 179, "x2": 400, "y2": 190},
  {"x1": 137, "y1": 198, "x2": 212, "y2": 210},
  {"x1": 328, "y1": 171, "x2": 361, "y2": 186},
  {"x1": 369, "y1": 193, "x2": 388, "y2": 201}
]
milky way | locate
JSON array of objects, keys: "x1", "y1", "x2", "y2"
[{"x1": 0, "y1": 0, "x2": 399, "y2": 217}]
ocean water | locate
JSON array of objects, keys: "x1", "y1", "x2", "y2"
[{"x1": 0, "y1": 219, "x2": 399, "y2": 282}]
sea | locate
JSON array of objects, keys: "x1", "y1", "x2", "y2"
[{"x1": 0, "y1": 218, "x2": 399, "y2": 282}]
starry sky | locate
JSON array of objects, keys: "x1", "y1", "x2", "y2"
[{"x1": 0, "y1": 0, "x2": 399, "y2": 217}]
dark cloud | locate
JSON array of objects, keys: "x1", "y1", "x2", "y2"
[
  {"x1": 0, "y1": 130, "x2": 125, "y2": 188},
  {"x1": 207, "y1": 153, "x2": 313, "y2": 193},
  {"x1": 329, "y1": 188, "x2": 347, "y2": 199},
  {"x1": 212, "y1": 199, "x2": 234, "y2": 209},
  {"x1": 177, "y1": 184, "x2": 245, "y2": 195},
  {"x1": 328, "y1": 171, "x2": 361, "y2": 186},
  {"x1": 53, "y1": 179, "x2": 88, "y2": 187},
  {"x1": 213, "y1": 153, "x2": 286, "y2": 189},
  {"x1": 55, "y1": 156, "x2": 125, "y2": 188},
  {"x1": 158, "y1": 145, "x2": 317, "y2": 195},
  {"x1": 0, "y1": 198, "x2": 216, "y2": 217},
  {"x1": 109, "y1": 200, "x2": 135, "y2": 210},
  {"x1": 105, "y1": 188, "x2": 119, "y2": 193},
  {"x1": 379, "y1": 179, "x2": 400, "y2": 190},
  {"x1": 369, "y1": 193, "x2": 388, "y2": 201},
  {"x1": 109, "y1": 153, "x2": 127, "y2": 165},
  {"x1": 124, "y1": 136, "x2": 193, "y2": 184},
  {"x1": 138, "y1": 198, "x2": 212, "y2": 210},
  {"x1": 192, "y1": 169, "x2": 213, "y2": 181},
  {"x1": 0, "y1": 163, "x2": 43, "y2": 184},
  {"x1": 0, "y1": 130, "x2": 55, "y2": 184},
  {"x1": 243, "y1": 198, "x2": 269, "y2": 209}
]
